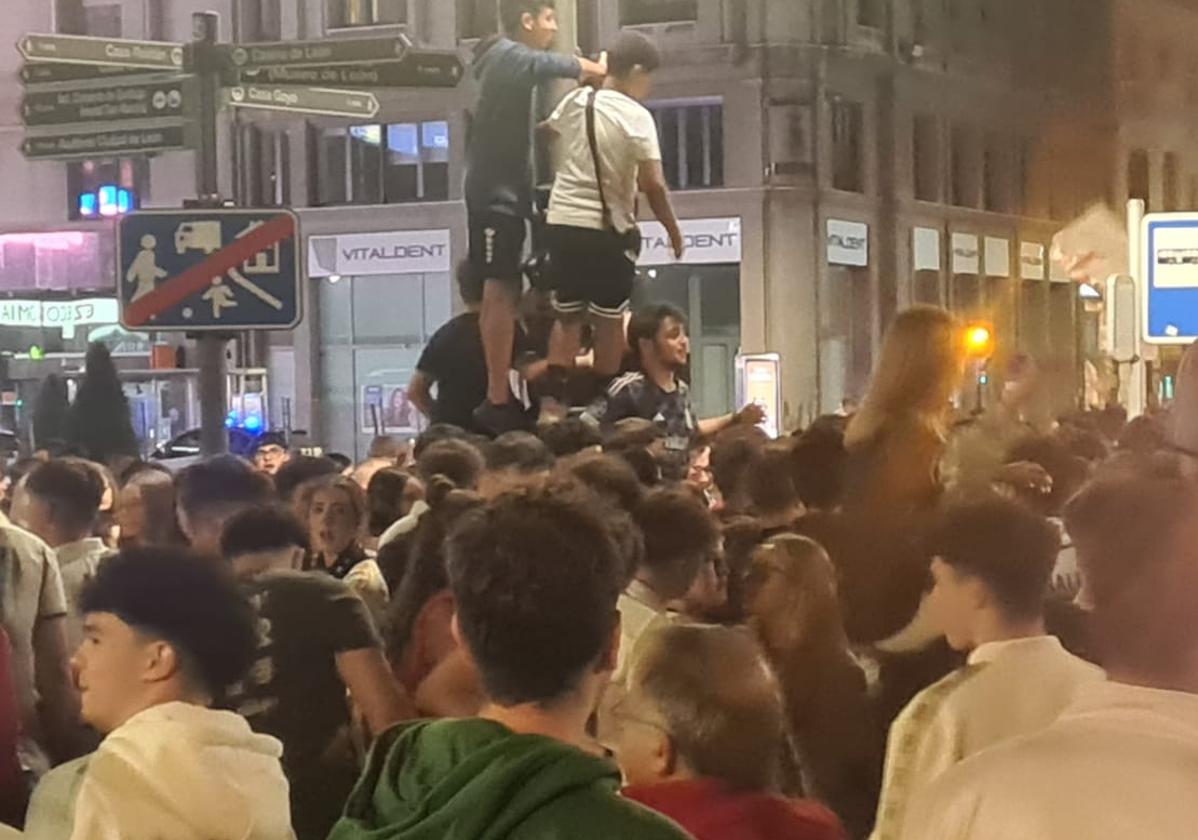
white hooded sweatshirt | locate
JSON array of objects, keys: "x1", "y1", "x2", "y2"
[{"x1": 26, "y1": 701, "x2": 294, "y2": 840}]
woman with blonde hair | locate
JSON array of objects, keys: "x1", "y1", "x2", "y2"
[
  {"x1": 842, "y1": 306, "x2": 963, "y2": 519},
  {"x1": 743, "y1": 534, "x2": 881, "y2": 839}
]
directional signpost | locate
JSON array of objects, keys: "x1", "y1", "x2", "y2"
[
  {"x1": 23, "y1": 123, "x2": 194, "y2": 161},
  {"x1": 239, "y1": 51, "x2": 465, "y2": 89},
  {"x1": 224, "y1": 84, "x2": 379, "y2": 119},
  {"x1": 17, "y1": 33, "x2": 193, "y2": 163},
  {"x1": 118, "y1": 209, "x2": 302, "y2": 332},
  {"x1": 18, "y1": 19, "x2": 465, "y2": 454},
  {"x1": 23, "y1": 75, "x2": 193, "y2": 126}
]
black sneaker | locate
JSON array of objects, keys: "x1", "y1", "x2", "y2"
[{"x1": 472, "y1": 400, "x2": 531, "y2": 436}]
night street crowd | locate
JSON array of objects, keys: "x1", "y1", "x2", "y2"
[{"x1": 0, "y1": 1, "x2": 1193, "y2": 838}]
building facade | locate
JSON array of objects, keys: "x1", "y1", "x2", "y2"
[{"x1": 0, "y1": 0, "x2": 1191, "y2": 455}]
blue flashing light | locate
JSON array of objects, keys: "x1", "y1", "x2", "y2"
[
  {"x1": 243, "y1": 414, "x2": 262, "y2": 433},
  {"x1": 116, "y1": 187, "x2": 132, "y2": 214},
  {"x1": 78, "y1": 193, "x2": 98, "y2": 217}
]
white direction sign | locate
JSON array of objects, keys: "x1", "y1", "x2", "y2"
[
  {"x1": 17, "y1": 33, "x2": 184, "y2": 71},
  {"x1": 224, "y1": 85, "x2": 380, "y2": 119}
]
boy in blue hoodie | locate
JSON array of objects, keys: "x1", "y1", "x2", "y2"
[{"x1": 329, "y1": 486, "x2": 689, "y2": 840}]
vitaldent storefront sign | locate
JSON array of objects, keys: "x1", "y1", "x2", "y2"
[
  {"x1": 0, "y1": 297, "x2": 118, "y2": 328},
  {"x1": 827, "y1": 219, "x2": 869, "y2": 267},
  {"x1": 308, "y1": 229, "x2": 452, "y2": 277},
  {"x1": 639, "y1": 217, "x2": 742, "y2": 266}
]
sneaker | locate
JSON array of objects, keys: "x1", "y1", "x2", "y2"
[
  {"x1": 472, "y1": 400, "x2": 531, "y2": 436},
  {"x1": 536, "y1": 396, "x2": 569, "y2": 428}
]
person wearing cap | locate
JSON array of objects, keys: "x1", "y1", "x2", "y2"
[{"x1": 253, "y1": 434, "x2": 290, "y2": 477}]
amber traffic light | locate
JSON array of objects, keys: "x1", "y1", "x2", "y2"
[{"x1": 964, "y1": 323, "x2": 994, "y2": 359}]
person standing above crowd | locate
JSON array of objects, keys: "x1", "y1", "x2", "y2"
[
  {"x1": 20, "y1": 459, "x2": 113, "y2": 651},
  {"x1": 467, "y1": 0, "x2": 607, "y2": 435},
  {"x1": 23, "y1": 549, "x2": 293, "y2": 840},
  {"x1": 842, "y1": 306, "x2": 963, "y2": 521},
  {"x1": 589, "y1": 304, "x2": 763, "y2": 478},
  {"x1": 537, "y1": 31, "x2": 683, "y2": 422},
  {"x1": 329, "y1": 487, "x2": 689, "y2": 840},
  {"x1": 220, "y1": 506, "x2": 409, "y2": 840},
  {"x1": 619, "y1": 623, "x2": 846, "y2": 840},
  {"x1": 901, "y1": 461, "x2": 1198, "y2": 839},
  {"x1": 873, "y1": 497, "x2": 1103, "y2": 840}
]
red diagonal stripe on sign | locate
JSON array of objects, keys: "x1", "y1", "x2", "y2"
[{"x1": 123, "y1": 213, "x2": 296, "y2": 327}]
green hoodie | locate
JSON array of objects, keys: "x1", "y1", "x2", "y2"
[{"x1": 329, "y1": 718, "x2": 692, "y2": 840}]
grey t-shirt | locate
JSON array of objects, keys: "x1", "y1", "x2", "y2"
[
  {"x1": 0, "y1": 524, "x2": 68, "y2": 774},
  {"x1": 465, "y1": 37, "x2": 580, "y2": 218}
]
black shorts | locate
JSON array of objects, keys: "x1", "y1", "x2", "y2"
[
  {"x1": 548, "y1": 224, "x2": 637, "y2": 320},
  {"x1": 468, "y1": 211, "x2": 527, "y2": 292}
]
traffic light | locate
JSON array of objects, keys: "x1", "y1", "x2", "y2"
[{"x1": 964, "y1": 323, "x2": 994, "y2": 359}]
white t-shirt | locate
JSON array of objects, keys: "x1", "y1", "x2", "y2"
[
  {"x1": 546, "y1": 87, "x2": 662, "y2": 234},
  {"x1": 900, "y1": 681, "x2": 1198, "y2": 840}
]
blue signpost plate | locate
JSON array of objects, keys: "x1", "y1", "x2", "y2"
[{"x1": 1143, "y1": 213, "x2": 1198, "y2": 344}]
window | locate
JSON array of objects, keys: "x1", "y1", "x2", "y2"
[
  {"x1": 912, "y1": 0, "x2": 928, "y2": 44},
  {"x1": 146, "y1": 0, "x2": 170, "y2": 40},
  {"x1": 83, "y1": 4, "x2": 122, "y2": 37},
  {"x1": 578, "y1": 0, "x2": 600, "y2": 55},
  {"x1": 315, "y1": 120, "x2": 450, "y2": 206},
  {"x1": 243, "y1": 126, "x2": 291, "y2": 207},
  {"x1": 1127, "y1": 149, "x2": 1150, "y2": 206},
  {"x1": 458, "y1": 0, "x2": 498, "y2": 39},
  {"x1": 328, "y1": 0, "x2": 407, "y2": 29},
  {"x1": 913, "y1": 114, "x2": 940, "y2": 202},
  {"x1": 1164, "y1": 152, "x2": 1180, "y2": 211},
  {"x1": 831, "y1": 98, "x2": 864, "y2": 193},
  {"x1": 982, "y1": 133, "x2": 1008, "y2": 213},
  {"x1": 67, "y1": 159, "x2": 147, "y2": 220},
  {"x1": 620, "y1": 0, "x2": 699, "y2": 26},
  {"x1": 951, "y1": 125, "x2": 976, "y2": 208},
  {"x1": 857, "y1": 0, "x2": 885, "y2": 28},
  {"x1": 243, "y1": 0, "x2": 283, "y2": 41},
  {"x1": 649, "y1": 101, "x2": 724, "y2": 190}
]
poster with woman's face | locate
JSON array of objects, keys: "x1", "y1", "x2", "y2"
[{"x1": 362, "y1": 385, "x2": 422, "y2": 434}]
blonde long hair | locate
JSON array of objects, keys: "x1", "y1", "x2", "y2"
[{"x1": 844, "y1": 306, "x2": 963, "y2": 449}]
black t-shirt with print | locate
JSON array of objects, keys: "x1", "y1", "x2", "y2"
[
  {"x1": 591, "y1": 372, "x2": 698, "y2": 475},
  {"x1": 226, "y1": 570, "x2": 379, "y2": 771}
]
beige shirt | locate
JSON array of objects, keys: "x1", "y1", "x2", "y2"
[
  {"x1": 872, "y1": 636, "x2": 1104, "y2": 840},
  {"x1": 55, "y1": 537, "x2": 115, "y2": 652},
  {"x1": 901, "y1": 681, "x2": 1198, "y2": 840},
  {"x1": 0, "y1": 525, "x2": 68, "y2": 774}
]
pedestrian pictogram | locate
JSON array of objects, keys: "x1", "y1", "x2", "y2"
[{"x1": 118, "y1": 209, "x2": 301, "y2": 331}]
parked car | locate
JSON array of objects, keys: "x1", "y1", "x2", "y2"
[{"x1": 151, "y1": 428, "x2": 259, "y2": 469}]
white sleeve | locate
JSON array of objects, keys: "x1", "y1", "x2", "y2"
[
  {"x1": 632, "y1": 106, "x2": 662, "y2": 162},
  {"x1": 546, "y1": 87, "x2": 581, "y2": 131}
]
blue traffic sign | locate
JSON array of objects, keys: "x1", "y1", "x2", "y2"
[
  {"x1": 1143, "y1": 214, "x2": 1198, "y2": 344},
  {"x1": 118, "y1": 209, "x2": 301, "y2": 331}
]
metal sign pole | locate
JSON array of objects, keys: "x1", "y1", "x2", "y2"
[
  {"x1": 191, "y1": 10, "x2": 229, "y2": 457},
  {"x1": 1127, "y1": 199, "x2": 1146, "y2": 417}
]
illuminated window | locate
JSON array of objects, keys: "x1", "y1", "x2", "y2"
[{"x1": 316, "y1": 121, "x2": 450, "y2": 205}]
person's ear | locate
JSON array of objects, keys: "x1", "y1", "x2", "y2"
[
  {"x1": 143, "y1": 639, "x2": 182, "y2": 685},
  {"x1": 521, "y1": 11, "x2": 534, "y2": 32},
  {"x1": 655, "y1": 729, "x2": 678, "y2": 780},
  {"x1": 415, "y1": 590, "x2": 458, "y2": 666},
  {"x1": 600, "y1": 612, "x2": 622, "y2": 674}
]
